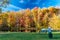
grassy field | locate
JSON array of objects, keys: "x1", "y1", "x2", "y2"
[{"x1": 0, "y1": 32, "x2": 60, "y2": 40}]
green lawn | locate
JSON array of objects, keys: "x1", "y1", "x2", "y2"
[{"x1": 0, "y1": 32, "x2": 60, "y2": 40}]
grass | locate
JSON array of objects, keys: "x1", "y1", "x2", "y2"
[{"x1": 0, "y1": 32, "x2": 60, "y2": 40}]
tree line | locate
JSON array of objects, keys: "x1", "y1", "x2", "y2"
[{"x1": 0, "y1": 7, "x2": 60, "y2": 32}]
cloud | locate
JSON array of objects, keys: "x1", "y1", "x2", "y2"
[
  {"x1": 19, "y1": 0, "x2": 24, "y2": 3},
  {"x1": 8, "y1": 4, "x2": 21, "y2": 9},
  {"x1": 2, "y1": 4, "x2": 23, "y2": 12},
  {"x1": 55, "y1": 4, "x2": 60, "y2": 8},
  {"x1": 55, "y1": 6, "x2": 60, "y2": 8}
]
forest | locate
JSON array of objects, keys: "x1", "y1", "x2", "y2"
[{"x1": 0, "y1": 7, "x2": 60, "y2": 32}]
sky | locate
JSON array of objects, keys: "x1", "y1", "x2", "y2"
[{"x1": 0, "y1": 0, "x2": 60, "y2": 12}]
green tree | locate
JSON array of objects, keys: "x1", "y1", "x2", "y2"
[
  {"x1": 0, "y1": 0, "x2": 9, "y2": 13},
  {"x1": 0, "y1": 8, "x2": 2, "y2": 13}
]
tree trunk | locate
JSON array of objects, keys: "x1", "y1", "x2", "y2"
[{"x1": 0, "y1": 8, "x2": 2, "y2": 13}]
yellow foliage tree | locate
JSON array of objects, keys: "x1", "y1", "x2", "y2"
[{"x1": 49, "y1": 13, "x2": 60, "y2": 30}]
